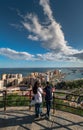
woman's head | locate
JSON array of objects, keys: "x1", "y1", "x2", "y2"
[{"x1": 33, "y1": 81, "x2": 40, "y2": 94}]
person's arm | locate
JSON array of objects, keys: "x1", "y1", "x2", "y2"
[
  {"x1": 38, "y1": 87, "x2": 43, "y2": 94},
  {"x1": 43, "y1": 87, "x2": 46, "y2": 95},
  {"x1": 52, "y1": 87, "x2": 55, "y2": 92}
]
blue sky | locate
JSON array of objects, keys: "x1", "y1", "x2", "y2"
[{"x1": 0, "y1": 0, "x2": 83, "y2": 68}]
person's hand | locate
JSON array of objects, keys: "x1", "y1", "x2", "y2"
[
  {"x1": 43, "y1": 91, "x2": 46, "y2": 96},
  {"x1": 52, "y1": 87, "x2": 55, "y2": 92}
]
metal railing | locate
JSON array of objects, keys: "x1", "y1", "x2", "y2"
[{"x1": 0, "y1": 90, "x2": 83, "y2": 116}]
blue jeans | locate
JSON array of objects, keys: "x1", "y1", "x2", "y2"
[
  {"x1": 46, "y1": 100, "x2": 52, "y2": 116},
  {"x1": 35, "y1": 103, "x2": 42, "y2": 116}
]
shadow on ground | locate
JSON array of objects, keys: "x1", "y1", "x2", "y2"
[{"x1": 0, "y1": 107, "x2": 83, "y2": 130}]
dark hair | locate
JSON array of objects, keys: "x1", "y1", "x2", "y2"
[
  {"x1": 46, "y1": 81, "x2": 49, "y2": 85},
  {"x1": 33, "y1": 81, "x2": 38, "y2": 94}
]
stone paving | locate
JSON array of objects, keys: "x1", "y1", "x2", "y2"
[{"x1": 0, "y1": 107, "x2": 83, "y2": 130}]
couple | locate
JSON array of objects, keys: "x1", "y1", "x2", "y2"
[{"x1": 32, "y1": 81, "x2": 53, "y2": 120}]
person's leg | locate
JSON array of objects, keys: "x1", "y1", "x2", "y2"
[
  {"x1": 39, "y1": 103, "x2": 42, "y2": 116},
  {"x1": 35, "y1": 104, "x2": 37, "y2": 116},
  {"x1": 46, "y1": 101, "x2": 49, "y2": 117},
  {"x1": 48, "y1": 101, "x2": 50, "y2": 117},
  {"x1": 46, "y1": 100, "x2": 52, "y2": 116},
  {"x1": 35, "y1": 103, "x2": 38, "y2": 117},
  {"x1": 49, "y1": 100, "x2": 52, "y2": 114},
  {"x1": 35, "y1": 103, "x2": 42, "y2": 117},
  {"x1": 37, "y1": 103, "x2": 40, "y2": 117},
  {"x1": 48, "y1": 100, "x2": 52, "y2": 120}
]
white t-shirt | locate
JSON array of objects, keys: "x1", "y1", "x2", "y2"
[{"x1": 35, "y1": 87, "x2": 43, "y2": 103}]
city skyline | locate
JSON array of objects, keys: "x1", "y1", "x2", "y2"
[{"x1": 0, "y1": 0, "x2": 83, "y2": 68}]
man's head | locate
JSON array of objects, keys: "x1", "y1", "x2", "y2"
[{"x1": 46, "y1": 81, "x2": 49, "y2": 85}]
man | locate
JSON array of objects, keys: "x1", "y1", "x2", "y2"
[{"x1": 44, "y1": 82, "x2": 53, "y2": 120}]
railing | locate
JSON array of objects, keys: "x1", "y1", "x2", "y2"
[
  {"x1": 0, "y1": 90, "x2": 83, "y2": 116},
  {"x1": 52, "y1": 91, "x2": 83, "y2": 115},
  {"x1": 0, "y1": 90, "x2": 32, "y2": 111}
]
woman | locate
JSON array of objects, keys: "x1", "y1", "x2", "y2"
[{"x1": 33, "y1": 81, "x2": 43, "y2": 118}]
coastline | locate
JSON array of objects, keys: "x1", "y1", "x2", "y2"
[{"x1": 0, "y1": 67, "x2": 83, "y2": 81}]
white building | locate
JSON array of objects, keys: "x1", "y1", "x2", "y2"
[
  {"x1": 1, "y1": 74, "x2": 7, "y2": 80},
  {"x1": 45, "y1": 74, "x2": 49, "y2": 82},
  {"x1": 0, "y1": 80, "x2": 4, "y2": 89},
  {"x1": 1, "y1": 73, "x2": 23, "y2": 87}
]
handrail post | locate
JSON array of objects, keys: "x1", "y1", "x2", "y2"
[
  {"x1": 30, "y1": 90, "x2": 32, "y2": 100},
  {"x1": 3, "y1": 90, "x2": 7, "y2": 112},
  {"x1": 53, "y1": 92, "x2": 55, "y2": 114},
  {"x1": 29, "y1": 89, "x2": 32, "y2": 111}
]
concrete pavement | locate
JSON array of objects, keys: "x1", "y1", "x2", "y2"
[{"x1": 0, "y1": 107, "x2": 83, "y2": 130}]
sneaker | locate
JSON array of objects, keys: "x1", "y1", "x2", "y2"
[
  {"x1": 45, "y1": 114, "x2": 49, "y2": 119},
  {"x1": 38, "y1": 114, "x2": 41, "y2": 118},
  {"x1": 35, "y1": 114, "x2": 39, "y2": 118},
  {"x1": 49, "y1": 115, "x2": 51, "y2": 120},
  {"x1": 40, "y1": 112, "x2": 44, "y2": 117}
]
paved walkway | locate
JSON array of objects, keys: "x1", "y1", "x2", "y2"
[{"x1": 0, "y1": 107, "x2": 83, "y2": 130}]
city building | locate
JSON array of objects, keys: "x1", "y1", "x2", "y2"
[{"x1": 0, "y1": 80, "x2": 4, "y2": 89}]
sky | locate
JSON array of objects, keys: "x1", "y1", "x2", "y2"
[{"x1": 0, "y1": 0, "x2": 83, "y2": 68}]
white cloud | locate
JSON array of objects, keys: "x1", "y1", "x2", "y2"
[
  {"x1": 28, "y1": 35, "x2": 39, "y2": 41},
  {"x1": 10, "y1": 23, "x2": 23, "y2": 31},
  {"x1": 0, "y1": 48, "x2": 34, "y2": 60},
  {"x1": 22, "y1": 0, "x2": 68, "y2": 52},
  {"x1": 13, "y1": 0, "x2": 83, "y2": 63},
  {"x1": 71, "y1": 52, "x2": 83, "y2": 60},
  {"x1": 36, "y1": 52, "x2": 77, "y2": 61},
  {"x1": 0, "y1": 47, "x2": 82, "y2": 64},
  {"x1": 40, "y1": 0, "x2": 53, "y2": 21}
]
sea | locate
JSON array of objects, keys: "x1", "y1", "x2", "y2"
[{"x1": 0, "y1": 67, "x2": 83, "y2": 81}]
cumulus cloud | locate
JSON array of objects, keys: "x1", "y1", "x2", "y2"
[
  {"x1": 28, "y1": 35, "x2": 39, "y2": 41},
  {"x1": 0, "y1": 48, "x2": 34, "y2": 60},
  {"x1": 8, "y1": 0, "x2": 83, "y2": 63},
  {"x1": 0, "y1": 47, "x2": 81, "y2": 63},
  {"x1": 71, "y1": 52, "x2": 83, "y2": 60},
  {"x1": 36, "y1": 52, "x2": 77, "y2": 61},
  {"x1": 10, "y1": 23, "x2": 23, "y2": 31},
  {"x1": 19, "y1": 0, "x2": 83, "y2": 62},
  {"x1": 40, "y1": 0, "x2": 53, "y2": 21},
  {"x1": 22, "y1": 0, "x2": 68, "y2": 51}
]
